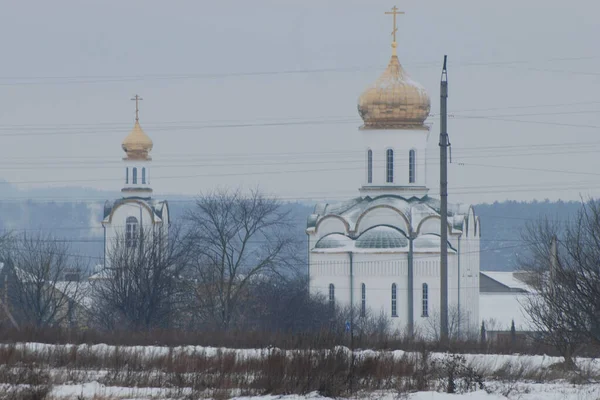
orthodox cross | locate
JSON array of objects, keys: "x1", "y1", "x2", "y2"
[
  {"x1": 131, "y1": 94, "x2": 143, "y2": 122},
  {"x1": 385, "y1": 6, "x2": 404, "y2": 43}
]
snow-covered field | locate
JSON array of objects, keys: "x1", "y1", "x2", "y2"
[{"x1": 1, "y1": 342, "x2": 599, "y2": 399}]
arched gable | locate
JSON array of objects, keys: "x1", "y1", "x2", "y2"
[
  {"x1": 354, "y1": 205, "x2": 410, "y2": 235},
  {"x1": 105, "y1": 199, "x2": 157, "y2": 225},
  {"x1": 315, "y1": 215, "x2": 350, "y2": 236},
  {"x1": 416, "y1": 215, "x2": 454, "y2": 236}
]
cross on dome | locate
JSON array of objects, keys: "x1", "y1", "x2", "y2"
[
  {"x1": 131, "y1": 94, "x2": 143, "y2": 122},
  {"x1": 385, "y1": 5, "x2": 405, "y2": 55}
]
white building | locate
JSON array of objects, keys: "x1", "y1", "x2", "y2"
[
  {"x1": 306, "y1": 11, "x2": 480, "y2": 337},
  {"x1": 479, "y1": 271, "x2": 533, "y2": 340},
  {"x1": 101, "y1": 97, "x2": 169, "y2": 267}
]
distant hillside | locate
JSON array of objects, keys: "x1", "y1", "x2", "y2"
[
  {"x1": 0, "y1": 184, "x2": 583, "y2": 272},
  {"x1": 476, "y1": 200, "x2": 580, "y2": 271}
]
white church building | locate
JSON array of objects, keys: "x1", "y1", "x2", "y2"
[
  {"x1": 101, "y1": 96, "x2": 170, "y2": 267},
  {"x1": 306, "y1": 11, "x2": 480, "y2": 337}
]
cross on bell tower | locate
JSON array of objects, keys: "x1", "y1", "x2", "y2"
[
  {"x1": 131, "y1": 94, "x2": 143, "y2": 122},
  {"x1": 385, "y1": 5, "x2": 405, "y2": 56}
]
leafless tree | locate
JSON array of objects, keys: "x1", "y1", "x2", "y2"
[
  {"x1": 91, "y1": 226, "x2": 191, "y2": 331},
  {"x1": 423, "y1": 305, "x2": 476, "y2": 342},
  {"x1": 518, "y1": 201, "x2": 600, "y2": 366},
  {"x1": 0, "y1": 233, "x2": 82, "y2": 328},
  {"x1": 186, "y1": 189, "x2": 299, "y2": 330}
]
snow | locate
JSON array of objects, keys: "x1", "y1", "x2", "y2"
[
  {"x1": 5, "y1": 342, "x2": 600, "y2": 399},
  {"x1": 481, "y1": 271, "x2": 530, "y2": 292}
]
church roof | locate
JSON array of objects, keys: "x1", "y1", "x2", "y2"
[
  {"x1": 313, "y1": 229, "x2": 456, "y2": 253},
  {"x1": 358, "y1": 54, "x2": 430, "y2": 129},
  {"x1": 122, "y1": 121, "x2": 153, "y2": 160},
  {"x1": 307, "y1": 194, "x2": 472, "y2": 235},
  {"x1": 102, "y1": 197, "x2": 168, "y2": 224},
  {"x1": 355, "y1": 226, "x2": 408, "y2": 249}
]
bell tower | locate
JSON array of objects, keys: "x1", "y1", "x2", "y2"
[
  {"x1": 121, "y1": 94, "x2": 153, "y2": 198},
  {"x1": 357, "y1": 6, "x2": 431, "y2": 198}
]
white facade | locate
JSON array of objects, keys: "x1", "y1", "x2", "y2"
[{"x1": 307, "y1": 197, "x2": 480, "y2": 337}]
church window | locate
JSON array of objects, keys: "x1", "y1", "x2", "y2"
[
  {"x1": 142, "y1": 167, "x2": 146, "y2": 184},
  {"x1": 126, "y1": 167, "x2": 129, "y2": 184},
  {"x1": 367, "y1": 149, "x2": 373, "y2": 183},
  {"x1": 409, "y1": 149, "x2": 416, "y2": 183},
  {"x1": 132, "y1": 168, "x2": 138, "y2": 184},
  {"x1": 422, "y1": 283, "x2": 429, "y2": 317},
  {"x1": 328, "y1": 284, "x2": 335, "y2": 308},
  {"x1": 386, "y1": 149, "x2": 394, "y2": 183},
  {"x1": 126, "y1": 216, "x2": 139, "y2": 248},
  {"x1": 361, "y1": 283, "x2": 366, "y2": 317},
  {"x1": 391, "y1": 283, "x2": 398, "y2": 317}
]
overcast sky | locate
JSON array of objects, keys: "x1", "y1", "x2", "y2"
[{"x1": 0, "y1": 0, "x2": 598, "y2": 205}]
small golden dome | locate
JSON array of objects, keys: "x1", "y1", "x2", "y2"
[
  {"x1": 358, "y1": 54, "x2": 431, "y2": 129},
  {"x1": 122, "y1": 121, "x2": 153, "y2": 160}
]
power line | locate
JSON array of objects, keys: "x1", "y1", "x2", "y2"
[{"x1": 0, "y1": 54, "x2": 595, "y2": 86}]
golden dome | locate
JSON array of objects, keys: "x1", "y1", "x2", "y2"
[
  {"x1": 358, "y1": 52, "x2": 431, "y2": 129},
  {"x1": 122, "y1": 121, "x2": 153, "y2": 160}
]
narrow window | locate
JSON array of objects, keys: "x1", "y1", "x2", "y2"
[
  {"x1": 132, "y1": 168, "x2": 138, "y2": 184},
  {"x1": 125, "y1": 167, "x2": 129, "y2": 184},
  {"x1": 126, "y1": 216, "x2": 139, "y2": 248},
  {"x1": 367, "y1": 149, "x2": 373, "y2": 184},
  {"x1": 391, "y1": 283, "x2": 397, "y2": 317},
  {"x1": 142, "y1": 167, "x2": 146, "y2": 184},
  {"x1": 409, "y1": 149, "x2": 416, "y2": 183},
  {"x1": 361, "y1": 283, "x2": 366, "y2": 317},
  {"x1": 386, "y1": 149, "x2": 394, "y2": 183},
  {"x1": 422, "y1": 283, "x2": 429, "y2": 317},
  {"x1": 328, "y1": 284, "x2": 335, "y2": 309}
]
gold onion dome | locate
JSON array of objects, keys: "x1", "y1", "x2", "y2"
[
  {"x1": 358, "y1": 47, "x2": 431, "y2": 129},
  {"x1": 122, "y1": 121, "x2": 153, "y2": 160}
]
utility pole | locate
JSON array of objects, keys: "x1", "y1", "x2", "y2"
[{"x1": 439, "y1": 55, "x2": 449, "y2": 342}]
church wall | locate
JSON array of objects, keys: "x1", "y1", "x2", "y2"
[
  {"x1": 361, "y1": 129, "x2": 429, "y2": 188},
  {"x1": 352, "y1": 253, "x2": 409, "y2": 332},
  {"x1": 309, "y1": 252, "x2": 351, "y2": 305},
  {"x1": 104, "y1": 202, "x2": 156, "y2": 266},
  {"x1": 309, "y1": 248, "x2": 475, "y2": 337}
]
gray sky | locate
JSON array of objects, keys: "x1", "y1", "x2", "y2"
[{"x1": 0, "y1": 0, "x2": 598, "y2": 204}]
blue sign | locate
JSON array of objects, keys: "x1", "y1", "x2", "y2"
[{"x1": 345, "y1": 321, "x2": 351, "y2": 332}]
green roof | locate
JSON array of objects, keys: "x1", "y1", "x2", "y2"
[{"x1": 355, "y1": 226, "x2": 408, "y2": 249}]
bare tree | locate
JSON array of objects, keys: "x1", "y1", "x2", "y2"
[
  {"x1": 186, "y1": 189, "x2": 298, "y2": 330},
  {"x1": 91, "y1": 226, "x2": 191, "y2": 331},
  {"x1": 0, "y1": 234, "x2": 81, "y2": 328},
  {"x1": 519, "y1": 204, "x2": 600, "y2": 366},
  {"x1": 423, "y1": 305, "x2": 476, "y2": 342}
]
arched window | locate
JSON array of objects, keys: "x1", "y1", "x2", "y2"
[
  {"x1": 391, "y1": 283, "x2": 398, "y2": 317},
  {"x1": 142, "y1": 167, "x2": 146, "y2": 184},
  {"x1": 409, "y1": 149, "x2": 416, "y2": 183},
  {"x1": 126, "y1": 216, "x2": 139, "y2": 248},
  {"x1": 367, "y1": 149, "x2": 373, "y2": 183},
  {"x1": 386, "y1": 149, "x2": 394, "y2": 183},
  {"x1": 125, "y1": 167, "x2": 129, "y2": 184},
  {"x1": 328, "y1": 284, "x2": 335, "y2": 309},
  {"x1": 361, "y1": 283, "x2": 366, "y2": 317},
  {"x1": 422, "y1": 283, "x2": 429, "y2": 317},
  {"x1": 132, "y1": 168, "x2": 138, "y2": 184}
]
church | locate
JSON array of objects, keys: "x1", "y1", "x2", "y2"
[
  {"x1": 101, "y1": 96, "x2": 170, "y2": 267},
  {"x1": 306, "y1": 8, "x2": 480, "y2": 337}
]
